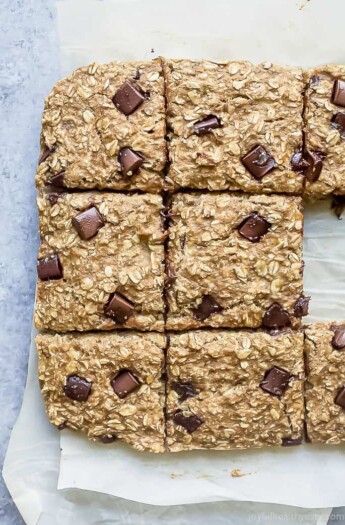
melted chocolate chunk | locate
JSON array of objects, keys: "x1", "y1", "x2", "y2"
[
  {"x1": 72, "y1": 206, "x2": 104, "y2": 240},
  {"x1": 39, "y1": 144, "x2": 56, "y2": 164},
  {"x1": 331, "y1": 325, "x2": 345, "y2": 350},
  {"x1": 193, "y1": 115, "x2": 222, "y2": 135},
  {"x1": 37, "y1": 254, "x2": 63, "y2": 281},
  {"x1": 294, "y1": 296, "x2": 310, "y2": 317},
  {"x1": 193, "y1": 294, "x2": 223, "y2": 322},
  {"x1": 304, "y1": 150, "x2": 323, "y2": 183},
  {"x1": 104, "y1": 292, "x2": 135, "y2": 324},
  {"x1": 113, "y1": 81, "x2": 147, "y2": 116},
  {"x1": 238, "y1": 213, "x2": 270, "y2": 242},
  {"x1": 172, "y1": 381, "x2": 197, "y2": 402},
  {"x1": 111, "y1": 370, "x2": 140, "y2": 399},
  {"x1": 335, "y1": 387, "x2": 345, "y2": 409},
  {"x1": 331, "y1": 112, "x2": 345, "y2": 137},
  {"x1": 118, "y1": 147, "x2": 144, "y2": 175},
  {"x1": 260, "y1": 366, "x2": 291, "y2": 396},
  {"x1": 64, "y1": 375, "x2": 92, "y2": 402},
  {"x1": 332, "y1": 79, "x2": 345, "y2": 107},
  {"x1": 291, "y1": 150, "x2": 309, "y2": 173},
  {"x1": 262, "y1": 303, "x2": 291, "y2": 329},
  {"x1": 173, "y1": 411, "x2": 204, "y2": 433},
  {"x1": 241, "y1": 145, "x2": 276, "y2": 180}
]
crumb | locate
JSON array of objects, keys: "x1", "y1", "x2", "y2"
[
  {"x1": 231, "y1": 469, "x2": 250, "y2": 478},
  {"x1": 170, "y1": 472, "x2": 186, "y2": 479},
  {"x1": 151, "y1": 48, "x2": 155, "y2": 53}
]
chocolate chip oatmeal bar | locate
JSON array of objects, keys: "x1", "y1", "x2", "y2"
[
  {"x1": 164, "y1": 60, "x2": 305, "y2": 194},
  {"x1": 305, "y1": 323, "x2": 345, "y2": 444},
  {"x1": 36, "y1": 60, "x2": 166, "y2": 193},
  {"x1": 36, "y1": 331, "x2": 166, "y2": 452},
  {"x1": 166, "y1": 329, "x2": 304, "y2": 451},
  {"x1": 304, "y1": 66, "x2": 345, "y2": 196},
  {"x1": 35, "y1": 192, "x2": 166, "y2": 332},
  {"x1": 165, "y1": 192, "x2": 305, "y2": 331}
]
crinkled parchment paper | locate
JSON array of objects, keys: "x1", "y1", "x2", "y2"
[{"x1": 4, "y1": 0, "x2": 345, "y2": 522}]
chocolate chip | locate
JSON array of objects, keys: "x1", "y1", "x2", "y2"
[
  {"x1": 331, "y1": 113, "x2": 345, "y2": 137},
  {"x1": 173, "y1": 411, "x2": 204, "y2": 433},
  {"x1": 64, "y1": 375, "x2": 92, "y2": 402},
  {"x1": 98, "y1": 435, "x2": 117, "y2": 444},
  {"x1": 45, "y1": 171, "x2": 65, "y2": 188},
  {"x1": 304, "y1": 151, "x2": 323, "y2": 183},
  {"x1": 111, "y1": 370, "x2": 140, "y2": 399},
  {"x1": 332, "y1": 79, "x2": 345, "y2": 107},
  {"x1": 172, "y1": 381, "x2": 197, "y2": 402},
  {"x1": 37, "y1": 254, "x2": 63, "y2": 281},
  {"x1": 193, "y1": 115, "x2": 222, "y2": 135},
  {"x1": 291, "y1": 150, "x2": 309, "y2": 173},
  {"x1": 294, "y1": 296, "x2": 310, "y2": 317},
  {"x1": 331, "y1": 195, "x2": 345, "y2": 219},
  {"x1": 39, "y1": 144, "x2": 56, "y2": 164},
  {"x1": 238, "y1": 213, "x2": 270, "y2": 243},
  {"x1": 104, "y1": 292, "x2": 134, "y2": 324},
  {"x1": 72, "y1": 206, "x2": 104, "y2": 240},
  {"x1": 260, "y1": 366, "x2": 291, "y2": 396},
  {"x1": 118, "y1": 147, "x2": 144, "y2": 175},
  {"x1": 262, "y1": 303, "x2": 291, "y2": 329},
  {"x1": 113, "y1": 81, "x2": 147, "y2": 116},
  {"x1": 241, "y1": 145, "x2": 276, "y2": 180},
  {"x1": 282, "y1": 436, "x2": 302, "y2": 446},
  {"x1": 331, "y1": 325, "x2": 345, "y2": 350},
  {"x1": 335, "y1": 387, "x2": 345, "y2": 409},
  {"x1": 193, "y1": 294, "x2": 223, "y2": 322}
]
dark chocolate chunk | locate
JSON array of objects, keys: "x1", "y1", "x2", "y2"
[
  {"x1": 291, "y1": 150, "x2": 309, "y2": 173},
  {"x1": 64, "y1": 375, "x2": 92, "y2": 402},
  {"x1": 104, "y1": 292, "x2": 135, "y2": 324},
  {"x1": 331, "y1": 325, "x2": 345, "y2": 350},
  {"x1": 241, "y1": 145, "x2": 276, "y2": 180},
  {"x1": 262, "y1": 303, "x2": 291, "y2": 329},
  {"x1": 332, "y1": 79, "x2": 345, "y2": 107},
  {"x1": 282, "y1": 436, "x2": 302, "y2": 446},
  {"x1": 193, "y1": 294, "x2": 223, "y2": 322},
  {"x1": 238, "y1": 213, "x2": 270, "y2": 243},
  {"x1": 111, "y1": 370, "x2": 140, "y2": 399},
  {"x1": 260, "y1": 366, "x2": 291, "y2": 396},
  {"x1": 57, "y1": 422, "x2": 67, "y2": 431},
  {"x1": 47, "y1": 192, "x2": 64, "y2": 206},
  {"x1": 133, "y1": 68, "x2": 141, "y2": 80},
  {"x1": 173, "y1": 411, "x2": 204, "y2": 433},
  {"x1": 37, "y1": 254, "x2": 63, "y2": 281},
  {"x1": 72, "y1": 206, "x2": 104, "y2": 240},
  {"x1": 39, "y1": 144, "x2": 56, "y2": 164},
  {"x1": 193, "y1": 115, "x2": 222, "y2": 135},
  {"x1": 294, "y1": 296, "x2": 310, "y2": 317},
  {"x1": 113, "y1": 81, "x2": 147, "y2": 116},
  {"x1": 304, "y1": 151, "x2": 323, "y2": 183},
  {"x1": 331, "y1": 112, "x2": 345, "y2": 137},
  {"x1": 45, "y1": 171, "x2": 65, "y2": 188},
  {"x1": 98, "y1": 434, "x2": 117, "y2": 444},
  {"x1": 331, "y1": 195, "x2": 345, "y2": 219},
  {"x1": 172, "y1": 381, "x2": 197, "y2": 402},
  {"x1": 118, "y1": 147, "x2": 144, "y2": 175},
  {"x1": 335, "y1": 387, "x2": 345, "y2": 409},
  {"x1": 310, "y1": 75, "x2": 320, "y2": 86}
]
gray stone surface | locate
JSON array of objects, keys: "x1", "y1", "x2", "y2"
[{"x1": 0, "y1": 0, "x2": 59, "y2": 523}]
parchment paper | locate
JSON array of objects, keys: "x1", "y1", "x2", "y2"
[{"x1": 4, "y1": 0, "x2": 345, "y2": 522}]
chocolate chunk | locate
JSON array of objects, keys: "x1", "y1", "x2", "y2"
[
  {"x1": 193, "y1": 294, "x2": 223, "y2": 322},
  {"x1": 260, "y1": 366, "x2": 291, "y2": 396},
  {"x1": 193, "y1": 115, "x2": 222, "y2": 135},
  {"x1": 98, "y1": 435, "x2": 117, "y2": 444},
  {"x1": 72, "y1": 206, "x2": 104, "y2": 240},
  {"x1": 172, "y1": 381, "x2": 197, "y2": 402},
  {"x1": 332, "y1": 79, "x2": 345, "y2": 107},
  {"x1": 57, "y1": 422, "x2": 67, "y2": 431},
  {"x1": 113, "y1": 81, "x2": 147, "y2": 116},
  {"x1": 241, "y1": 145, "x2": 276, "y2": 180},
  {"x1": 238, "y1": 213, "x2": 270, "y2": 243},
  {"x1": 335, "y1": 387, "x2": 345, "y2": 409},
  {"x1": 331, "y1": 325, "x2": 345, "y2": 350},
  {"x1": 291, "y1": 150, "x2": 309, "y2": 173},
  {"x1": 118, "y1": 147, "x2": 144, "y2": 175},
  {"x1": 45, "y1": 171, "x2": 65, "y2": 188},
  {"x1": 294, "y1": 296, "x2": 310, "y2": 317},
  {"x1": 331, "y1": 113, "x2": 345, "y2": 137},
  {"x1": 64, "y1": 375, "x2": 92, "y2": 402},
  {"x1": 304, "y1": 151, "x2": 323, "y2": 183},
  {"x1": 262, "y1": 303, "x2": 291, "y2": 329},
  {"x1": 104, "y1": 292, "x2": 135, "y2": 324},
  {"x1": 47, "y1": 193, "x2": 64, "y2": 206},
  {"x1": 173, "y1": 411, "x2": 204, "y2": 433},
  {"x1": 310, "y1": 75, "x2": 320, "y2": 86},
  {"x1": 37, "y1": 254, "x2": 63, "y2": 281},
  {"x1": 39, "y1": 144, "x2": 56, "y2": 164},
  {"x1": 282, "y1": 436, "x2": 302, "y2": 446},
  {"x1": 331, "y1": 195, "x2": 345, "y2": 219},
  {"x1": 111, "y1": 370, "x2": 140, "y2": 399},
  {"x1": 133, "y1": 68, "x2": 141, "y2": 80}
]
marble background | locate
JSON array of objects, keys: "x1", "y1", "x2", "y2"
[{"x1": 0, "y1": 1, "x2": 344, "y2": 524}]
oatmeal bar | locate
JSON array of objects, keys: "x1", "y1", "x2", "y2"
[
  {"x1": 166, "y1": 329, "x2": 304, "y2": 451},
  {"x1": 35, "y1": 192, "x2": 165, "y2": 332},
  {"x1": 36, "y1": 331, "x2": 166, "y2": 452},
  {"x1": 164, "y1": 60, "x2": 304, "y2": 193},
  {"x1": 304, "y1": 66, "x2": 345, "y2": 196},
  {"x1": 36, "y1": 60, "x2": 166, "y2": 193},
  {"x1": 165, "y1": 192, "x2": 305, "y2": 331},
  {"x1": 305, "y1": 322, "x2": 345, "y2": 444}
]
